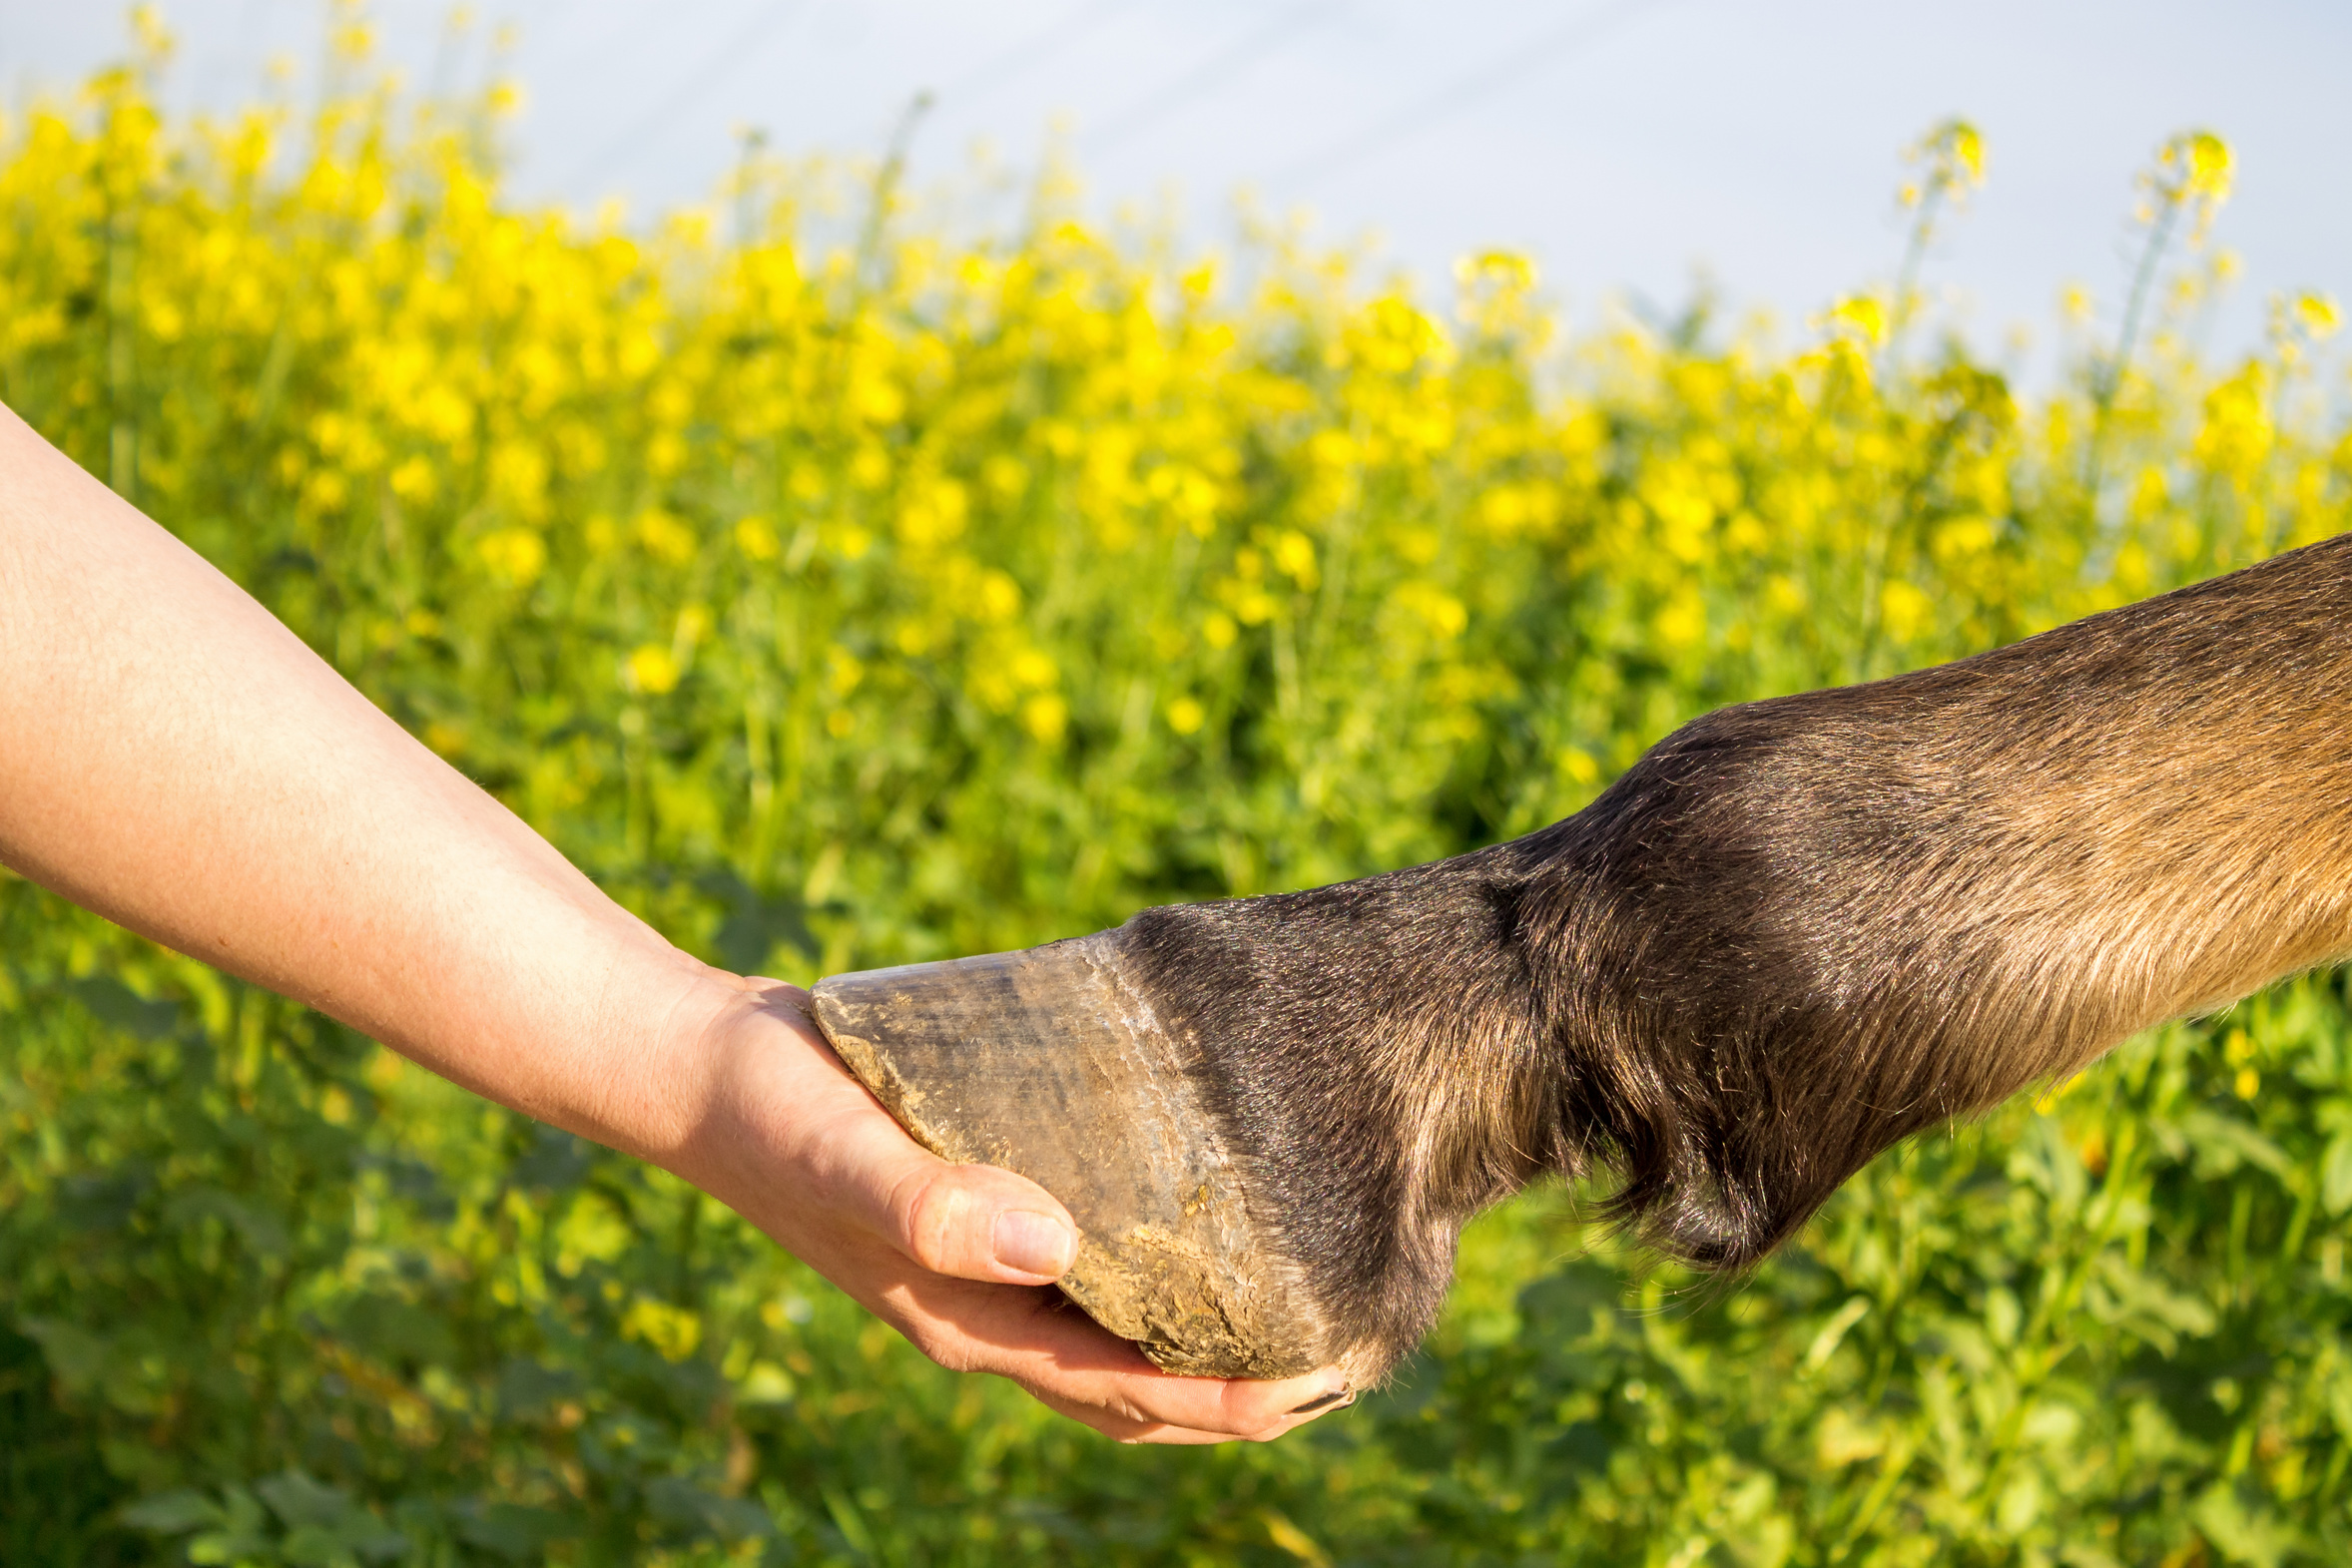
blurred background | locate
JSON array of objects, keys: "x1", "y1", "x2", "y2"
[
  {"x1": 5, "y1": 0, "x2": 2350, "y2": 375},
  {"x1": 4, "y1": 5, "x2": 2351, "y2": 1565}
]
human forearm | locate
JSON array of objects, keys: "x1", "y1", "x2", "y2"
[{"x1": 0, "y1": 402, "x2": 727, "y2": 1162}]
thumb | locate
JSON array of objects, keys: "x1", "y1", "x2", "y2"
[{"x1": 833, "y1": 1103, "x2": 1081, "y2": 1286}]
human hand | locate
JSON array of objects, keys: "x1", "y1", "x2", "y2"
[{"x1": 662, "y1": 976, "x2": 1354, "y2": 1443}]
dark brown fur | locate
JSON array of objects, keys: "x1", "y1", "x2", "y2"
[{"x1": 1115, "y1": 533, "x2": 2352, "y2": 1377}]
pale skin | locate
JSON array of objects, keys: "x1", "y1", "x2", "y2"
[{"x1": 0, "y1": 403, "x2": 1348, "y2": 1443}]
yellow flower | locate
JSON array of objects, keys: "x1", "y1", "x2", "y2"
[
  {"x1": 2144, "y1": 129, "x2": 2235, "y2": 243},
  {"x1": 850, "y1": 372, "x2": 905, "y2": 426},
  {"x1": 1393, "y1": 581, "x2": 1469, "y2": 641},
  {"x1": 2193, "y1": 370, "x2": 2274, "y2": 481},
  {"x1": 1826, "y1": 293, "x2": 1888, "y2": 347},
  {"x1": 1879, "y1": 580, "x2": 1932, "y2": 645},
  {"x1": 388, "y1": 455, "x2": 437, "y2": 503},
  {"x1": 1477, "y1": 486, "x2": 1530, "y2": 536},
  {"x1": 626, "y1": 645, "x2": 680, "y2": 695},
  {"x1": 824, "y1": 644, "x2": 865, "y2": 699},
  {"x1": 620, "y1": 1297, "x2": 702, "y2": 1361},
  {"x1": 2176, "y1": 130, "x2": 2234, "y2": 201},
  {"x1": 477, "y1": 527, "x2": 546, "y2": 589},
  {"x1": 1010, "y1": 649, "x2": 1058, "y2": 691},
  {"x1": 487, "y1": 439, "x2": 549, "y2": 522},
  {"x1": 1653, "y1": 588, "x2": 1705, "y2": 651},
  {"x1": 982, "y1": 452, "x2": 1028, "y2": 501},
  {"x1": 897, "y1": 477, "x2": 969, "y2": 549},
  {"x1": 635, "y1": 508, "x2": 697, "y2": 565},
  {"x1": 1166, "y1": 696, "x2": 1205, "y2": 736},
  {"x1": 735, "y1": 515, "x2": 780, "y2": 560},
  {"x1": 1271, "y1": 530, "x2": 1319, "y2": 590},
  {"x1": 1951, "y1": 122, "x2": 1987, "y2": 184},
  {"x1": 1931, "y1": 517, "x2": 1997, "y2": 561},
  {"x1": 1019, "y1": 693, "x2": 1067, "y2": 745},
  {"x1": 1903, "y1": 118, "x2": 1987, "y2": 206},
  {"x1": 649, "y1": 427, "x2": 688, "y2": 474},
  {"x1": 976, "y1": 570, "x2": 1022, "y2": 623}
]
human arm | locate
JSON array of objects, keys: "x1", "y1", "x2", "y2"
[{"x1": 0, "y1": 402, "x2": 1346, "y2": 1442}]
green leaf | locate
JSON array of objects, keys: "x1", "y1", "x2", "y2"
[
  {"x1": 282, "y1": 1522, "x2": 358, "y2": 1568},
  {"x1": 258, "y1": 1470, "x2": 355, "y2": 1529},
  {"x1": 2189, "y1": 1481, "x2": 2300, "y2": 1568},
  {"x1": 456, "y1": 1503, "x2": 577, "y2": 1560},
  {"x1": 163, "y1": 1187, "x2": 292, "y2": 1260},
  {"x1": 2179, "y1": 1111, "x2": 2293, "y2": 1182},
  {"x1": 120, "y1": 1488, "x2": 224, "y2": 1534},
  {"x1": 68, "y1": 976, "x2": 184, "y2": 1039},
  {"x1": 493, "y1": 1355, "x2": 584, "y2": 1418},
  {"x1": 1515, "y1": 1260, "x2": 1621, "y2": 1339},
  {"x1": 2321, "y1": 1132, "x2": 2352, "y2": 1216},
  {"x1": 1803, "y1": 1296, "x2": 1872, "y2": 1372},
  {"x1": 697, "y1": 867, "x2": 819, "y2": 973},
  {"x1": 17, "y1": 1316, "x2": 110, "y2": 1393},
  {"x1": 189, "y1": 1528, "x2": 277, "y2": 1565},
  {"x1": 336, "y1": 1294, "x2": 458, "y2": 1369},
  {"x1": 54, "y1": 1165, "x2": 155, "y2": 1234},
  {"x1": 645, "y1": 1476, "x2": 773, "y2": 1541},
  {"x1": 509, "y1": 1124, "x2": 594, "y2": 1190}
]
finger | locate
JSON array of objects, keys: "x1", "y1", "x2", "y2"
[
  {"x1": 1070, "y1": 1399, "x2": 1351, "y2": 1445},
  {"x1": 883, "y1": 1276, "x2": 1352, "y2": 1438},
  {"x1": 1017, "y1": 1392, "x2": 1221, "y2": 1445},
  {"x1": 1026, "y1": 1381, "x2": 1352, "y2": 1445},
  {"x1": 745, "y1": 991, "x2": 1084, "y2": 1288},
  {"x1": 1015, "y1": 1356, "x2": 1349, "y2": 1445},
  {"x1": 880, "y1": 1158, "x2": 1081, "y2": 1286},
  {"x1": 829, "y1": 1108, "x2": 1081, "y2": 1287},
  {"x1": 1032, "y1": 1357, "x2": 1354, "y2": 1440}
]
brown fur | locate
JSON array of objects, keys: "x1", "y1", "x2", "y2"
[{"x1": 1113, "y1": 533, "x2": 2352, "y2": 1378}]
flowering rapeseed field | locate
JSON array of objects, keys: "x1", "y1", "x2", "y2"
[{"x1": 5, "y1": 28, "x2": 2352, "y2": 1566}]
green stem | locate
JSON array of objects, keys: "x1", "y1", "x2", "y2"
[
  {"x1": 2085, "y1": 196, "x2": 2182, "y2": 510},
  {"x1": 852, "y1": 94, "x2": 934, "y2": 306},
  {"x1": 1880, "y1": 184, "x2": 1945, "y2": 378}
]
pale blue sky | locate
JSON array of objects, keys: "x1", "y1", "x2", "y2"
[{"x1": 5, "y1": 2, "x2": 2347, "y2": 378}]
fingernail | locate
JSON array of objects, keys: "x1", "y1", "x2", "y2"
[
  {"x1": 992, "y1": 1211, "x2": 1075, "y2": 1279},
  {"x1": 1289, "y1": 1383, "x2": 1353, "y2": 1415}
]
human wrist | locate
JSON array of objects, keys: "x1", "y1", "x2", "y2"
[
  {"x1": 629, "y1": 962, "x2": 813, "y2": 1201},
  {"x1": 556, "y1": 941, "x2": 753, "y2": 1172}
]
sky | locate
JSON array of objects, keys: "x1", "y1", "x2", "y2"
[{"x1": 4, "y1": 1, "x2": 2347, "y2": 378}]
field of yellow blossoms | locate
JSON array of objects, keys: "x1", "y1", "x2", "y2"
[{"x1": 4, "y1": 28, "x2": 2351, "y2": 1567}]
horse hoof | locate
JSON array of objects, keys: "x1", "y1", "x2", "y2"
[{"x1": 811, "y1": 933, "x2": 1324, "y2": 1378}]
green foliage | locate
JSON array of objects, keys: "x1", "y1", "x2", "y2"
[{"x1": 3, "y1": 40, "x2": 2350, "y2": 1567}]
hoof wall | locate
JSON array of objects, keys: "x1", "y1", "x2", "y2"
[{"x1": 811, "y1": 935, "x2": 1323, "y2": 1378}]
